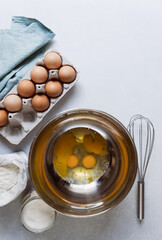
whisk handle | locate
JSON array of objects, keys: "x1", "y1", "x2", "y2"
[{"x1": 138, "y1": 181, "x2": 144, "y2": 221}]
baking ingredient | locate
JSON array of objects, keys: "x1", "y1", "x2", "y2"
[
  {"x1": 4, "y1": 94, "x2": 22, "y2": 112},
  {"x1": 45, "y1": 81, "x2": 63, "y2": 98},
  {"x1": 0, "y1": 151, "x2": 28, "y2": 207},
  {"x1": 17, "y1": 79, "x2": 35, "y2": 98},
  {"x1": 67, "y1": 155, "x2": 79, "y2": 168},
  {"x1": 21, "y1": 197, "x2": 55, "y2": 233},
  {"x1": 32, "y1": 94, "x2": 50, "y2": 112},
  {"x1": 0, "y1": 109, "x2": 8, "y2": 127},
  {"x1": 53, "y1": 132, "x2": 77, "y2": 177},
  {"x1": 59, "y1": 65, "x2": 76, "y2": 83},
  {"x1": 44, "y1": 51, "x2": 62, "y2": 69},
  {"x1": 31, "y1": 66, "x2": 48, "y2": 83},
  {"x1": 53, "y1": 128, "x2": 109, "y2": 183},
  {"x1": 83, "y1": 134, "x2": 107, "y2": 155},
  {"x1": 0, "y1": 164, "x2": 19, "y2": 194},
  {"x1": 82, "y1": 155, "x2": 96, "y2": 169}
]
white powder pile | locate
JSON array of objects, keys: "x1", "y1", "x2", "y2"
[
  {"x1": 0, "y1": 164, "x2": 19, "y2": 194},
  {"x1": 21, "y1": 198, "x2": 56, "y2": 233}
]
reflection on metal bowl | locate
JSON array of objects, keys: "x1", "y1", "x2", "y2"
[{"x1": 29, "y1": 109, "x2": 137, "y2": 217}]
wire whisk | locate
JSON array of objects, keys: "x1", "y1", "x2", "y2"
[{"x1": 128, "y1": 114, "x2": 155, "y2": 221}]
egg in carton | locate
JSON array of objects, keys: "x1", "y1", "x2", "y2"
[{"x1": 0, "y1": 50, "x2": 79, "y2": 145}]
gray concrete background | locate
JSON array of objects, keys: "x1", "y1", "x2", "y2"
[{"x1": 0, "y1": 1, "x2": 162, "y2": 239}]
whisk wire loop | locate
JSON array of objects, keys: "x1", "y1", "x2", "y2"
[
  {"x1": 143, "y1": 120, "x2": 155, "y2": 180},
  {"x1": 128, "y1": 114, "x2": 155, "y2": 181}
]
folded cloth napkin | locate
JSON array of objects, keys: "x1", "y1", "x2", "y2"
[{"x1": 0, "y1": 16, "x2": 55, "y2": 100}]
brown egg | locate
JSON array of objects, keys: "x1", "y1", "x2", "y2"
[
  {"x1": 4, "y1": 94, "x2": 22, "y2": 112},
  {"x1": 17, "y1": 79, "x2": 35, "y2": 98},
  {"x1": 0, "y1": 109, "x2": 8, "y2": 127},
  {"x1": 44, "y1": 52, "x2": 62, "y2": 69},
  {"x1": 32, "y1": 94, "x2": 50, "y2": 112},
  {"x1": 59, "y1": 65, "x2": 76, "y2": 83},
  {"x1": 45, "y1": 81, "x2": 63, "y2": 98},
  {"x1": 31, "y1": 66, "x2": 48, "y2": 83}
]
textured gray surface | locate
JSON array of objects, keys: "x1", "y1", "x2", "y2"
[
  {"x1": 0, "y1": 182, "x2": 161, "y2": 240},
  {"x1": 0, "y1": 0, "x2": 162, "y2": 239}
]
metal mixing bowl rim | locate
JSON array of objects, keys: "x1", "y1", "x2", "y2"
[{"x1": 29, "y1": 108, "x2": 137, "y2": 217}]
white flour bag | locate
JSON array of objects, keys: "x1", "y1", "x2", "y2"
[{"x1": 0, "y1": 151, "x2": 28, "y2": 206}]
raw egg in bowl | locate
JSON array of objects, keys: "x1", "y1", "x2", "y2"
[{"x1": 29, "y1": 109, "x2": 137, "y2": 217}]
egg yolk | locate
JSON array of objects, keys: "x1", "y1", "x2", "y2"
[
  {"x1": 53, "y1": 132, "x2": 77, "y2": 177},
  {"x1": 82, "y1": 155, "x2": 96, "y2": 169},
  {"x1": 67, "y1": 155, "x2": 79, "y2": 168},
  {"x1": 83, "y1": 133, "x2": 107, "y2": 155}
]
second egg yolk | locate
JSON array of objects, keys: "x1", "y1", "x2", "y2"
[{"x1": 82, "y1": 155, "x2": 96, "y2": 169}]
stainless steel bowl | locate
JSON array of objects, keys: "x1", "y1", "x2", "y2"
[{"x1": 29, "y1": 109, "x2": 137, "y2": 217}]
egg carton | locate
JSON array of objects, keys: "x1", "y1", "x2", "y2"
[{"x1": 0, "y1": 49, "x2": 79, "y2": 145}]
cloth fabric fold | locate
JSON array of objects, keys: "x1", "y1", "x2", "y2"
[{"x1": 0, "y1": 16, "x2": 55, "y2": 100}]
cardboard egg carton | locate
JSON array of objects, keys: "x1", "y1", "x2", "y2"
[{"x1": 0, "y1": 49, "x2": 79, "y2": 145}]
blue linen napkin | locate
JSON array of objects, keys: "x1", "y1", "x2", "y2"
[{"x1": 0, "y1": 16, "x2": 55, "y2": 100}]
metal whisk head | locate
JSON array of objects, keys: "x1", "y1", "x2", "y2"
[
  {"x1": 128, "y1": 114, "x2": 155, "y2": 221},
  {"x1": 128, "y1": 114, "x2": 155, "y2": 181}
]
